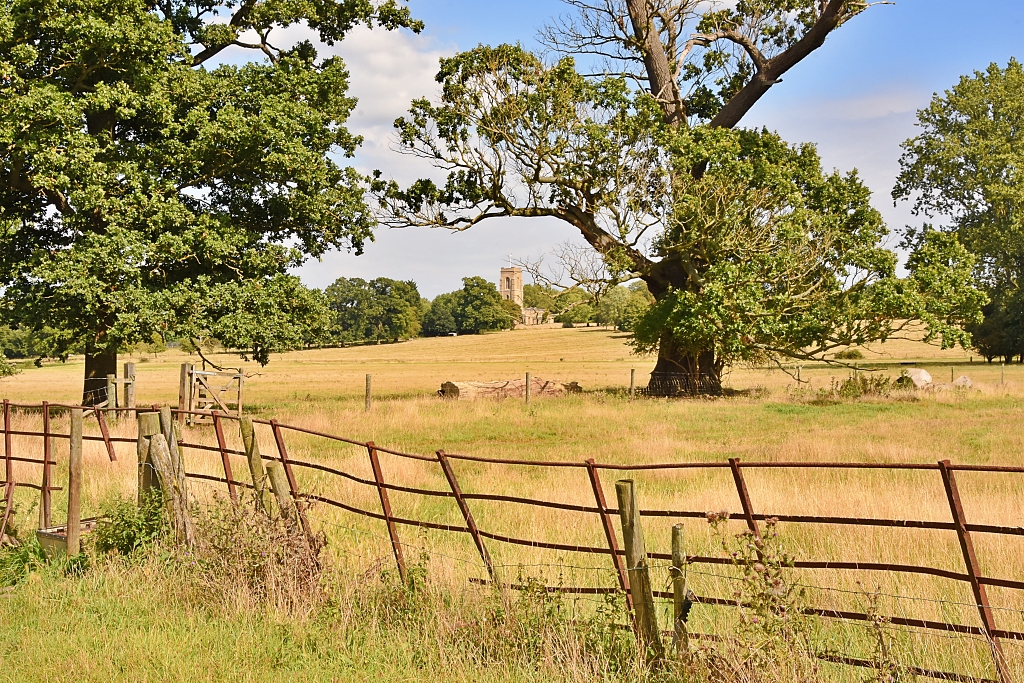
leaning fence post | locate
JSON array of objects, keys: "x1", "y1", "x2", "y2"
[
  {"x1": 39, "y1": 401, "x2": 52, "y2": 529},
  {"x1": 367, "y1": 441, "x2": 407, "y2": 582},
  {"x1": 938, "y1": 460, "x2": 1009, "y2": 683},
  {"x1": 66, "y1": 409, "x2": 83, "y2": 556},
  {"x1": 728, "y1": 458, "x2": 762, "y2": 543},
  {"x1": 271, "y1": 420, "x2": 311, "y2": 538},
  {"x1": 240, "y1": 416, "x2": 272, "y2": 514},
  {"x1": 436, "y1": 449, "x2": 495, "y2": 581},
  {"x1": 615, "y1": 480, "x2": 663, "y2": 662},
  {"x1": 136, "y1": 411, "x2": 162, "y2": 502},
  {"x1": 95, "y1": 407, "x2": 117, "y2": 462},
  {"x1": 585, "y1": 458, "x2": 632, "y2": 610},
  {"x1": 671, "y1": 523, "x2": 690, "y2": 654},
  {"x1": 213, "y1": 412, "x2": 237, "y2": 503},
  {"x1": 525, "y1": 372, "x2": 531, "y2": 405},
  {"x1": 266, "y1": 462, "x2": 294, "y2": 520}
]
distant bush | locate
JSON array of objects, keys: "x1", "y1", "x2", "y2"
[{"x1": 834, "y1": 348, "x2": 864, "y2": 360}]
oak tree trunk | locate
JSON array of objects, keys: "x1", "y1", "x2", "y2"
[
  {"x1": 647, "y1": 330, "x2": 723, "y2": 397},
  {"x1": 83, "y1": 337, "x2": 117, "y2": 406}
]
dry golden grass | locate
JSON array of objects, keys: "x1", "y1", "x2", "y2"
[{"x1": 3, "y1": 326, "x2": 1024, "y2": 681}]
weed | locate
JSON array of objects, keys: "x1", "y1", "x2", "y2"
[{"x1": 94, "y1": 489, "x2": 167, "y2": 556}]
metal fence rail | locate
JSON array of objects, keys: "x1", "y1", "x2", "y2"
[{"x1": 1, "y1": 399, "x2": 1022, "y2": 683}]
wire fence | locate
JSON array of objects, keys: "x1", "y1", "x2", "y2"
[{"x1": 2, "y1": 399, "x2": 1023, "y2": 683}]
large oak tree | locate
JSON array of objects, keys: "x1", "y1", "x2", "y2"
[
  {"x1": 0, "y1": 0, "x2": 420, "y2": 403},
  {"x1": 375, "y1": 0, "x2": 983, "y2": 394}
]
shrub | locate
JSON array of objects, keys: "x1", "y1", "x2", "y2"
[
  {"x1": 834, "y1": 348, "x2": 864, "y2": 360},
  {"x1": 94, "y1": 490, "x2": 167, "y2": 556}
]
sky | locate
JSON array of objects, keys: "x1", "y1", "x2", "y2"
[{"x1": 284, "y1": 1, "x2": 1024, "y2": 298}]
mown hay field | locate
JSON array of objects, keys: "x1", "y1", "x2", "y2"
[{"x1": 2, "y1": 326, "x2": 1023, "y2": 682}]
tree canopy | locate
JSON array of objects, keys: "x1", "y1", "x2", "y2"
[
  {"x1": 0, "y1": 0, "x2": 420, "y2": 402},
  {"x1": 324, "y1": 277, "x2": 423, "y2": 343},
  {"x1": 895, "y1": 59, "x2": 1024, "y2": 362},
  {"x1": 375, "y1": 28, "x2": 984, "y2": 394},
  {"x1": 421, "y1": 277, "x2": 516, "y2": 336}
]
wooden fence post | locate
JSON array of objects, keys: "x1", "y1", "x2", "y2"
[
  {"x1": 266, "y1": 462, "x2": 294, "y2": 520},
  {"x1": 66, "y1": 409, "x2": 83, "y2": 556},
  {"x1": 365, "y1": 374, "x2": 372, "y2": 412},
  {"x1": 615, "y1": 480, "x2": 663, "y2": 662},
  {"x1": 436, "y1": 449, "x2": 495, "y2": 581},
  {"x1": 585, "y1": 458, "x2": 632, "y2": 610},
  {"x1": 525, "y1": 372, "x2": 531, "y2": 405},
  {"x1": 368, "y1": 441, "x2": 406, "y2": 582},
  {"x1": 240, "y1": 416, "x2": 272, "y2": 513},
  {"x1": 938, "y1": 460, "x2": 1009, "y2": 683},
  {"x1": 159, "y1": 406, "x2": 188, "y2": 501},
  {"x1": 213, "y1": 412, "x2": 237, "y2": 503},
  {"x1": 671, "y1": 523, "x2": 689, "y2": 654},
  {"x1": 178, "y1": 363, "x2": 193, "y2": 424},
  {"x1": 136, "y1": 411, "x2": 162, "y2": 502},
  {"x1": 39, "y1": 401, "x2": 52, "y2": 529},
  {"x1": 271, "y1": 420, "x2": 311, "y2": 537},
  {"x1": 630, "y1": 369, "x2": 636, "y2": 397},
  {"x1": 148, "y1": 433, "x2": 194, "y2": 546},
  {"x1": 124, "y1": 362, "x2": 136, "y2": 417}
]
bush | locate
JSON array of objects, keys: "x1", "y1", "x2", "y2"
[
  {"x1": 94, "y1": 490, "x2": 167, "y2": 556},
  {"x1": 834, "y1": 348, "x2": 864, "y2": 360}
]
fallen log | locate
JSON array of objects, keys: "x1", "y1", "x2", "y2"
[{"x1": 439, "y1": 378, "x2": 581, "y2": 400}]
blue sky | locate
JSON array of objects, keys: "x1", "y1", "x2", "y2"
[{"x1": 290, "y1": 1, "x2": 1024, "y2": 298}]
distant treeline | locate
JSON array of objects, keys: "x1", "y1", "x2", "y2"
[
  {"x1": 322, "y1": 276, "x2": 655, "y2": 344},
  {"x1": 0, "y1": 276, "x2": 655, "y2": 361}
]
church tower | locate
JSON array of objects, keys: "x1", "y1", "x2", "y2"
[{"x1": 499, "y1": 267, "x2": 524, "y2": 307}]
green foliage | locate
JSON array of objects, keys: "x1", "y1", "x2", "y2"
[
  {"x1": 452, "y1": 276, "x2": 515, "y2": 334},
  {"x1": 631, "y1": 129, "x2": 985, "y2": 365},
  {"x1": 523, "y1": 284, "x2": 557, "y2": 310},
  {"x1": 94, "y1": 491, "x2": 168, "y2": 556},
  {"x1": 833, "y1": 348, "x2": 864, "y2": 360},
  {"x1": 895, "y1": 59, "x2": 1024, "y2": 362},
  {"x1": 0, "y1": 0, "x2": 421, "y2": 373},
  {"x1": 378, "y1": 43, "x2": 985, "y2": 382},
  {"x1": 324, "y1": 277, "x2": 423, "y2": 344},
  {"x1": 421, "y1": 292, "x2": 458, "y2": 337},
  {"x1": 0, "y1": 538, "x2": 47, "y2": 586},
  {"x1": 593, "y1": 283, "x2": 652, "y2": 331}
]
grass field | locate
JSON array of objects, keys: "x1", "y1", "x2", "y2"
[{"x1": 2, "y1": 326, "x2": 1023, "y2": 682}]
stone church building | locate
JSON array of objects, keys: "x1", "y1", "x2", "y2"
[{"x1": 500, "y1": 267, "x2": 546, "y2": 325}]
